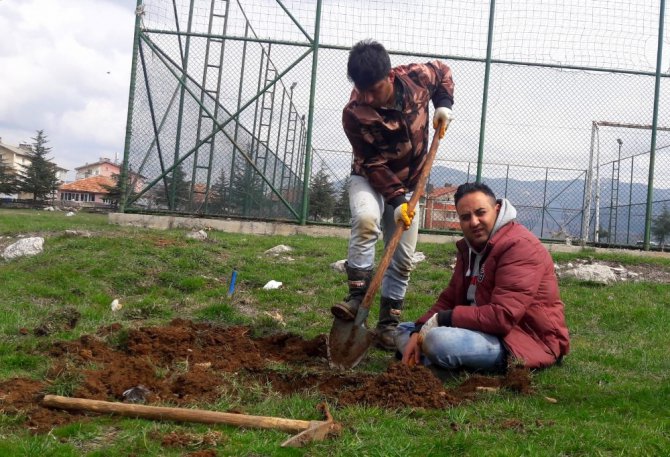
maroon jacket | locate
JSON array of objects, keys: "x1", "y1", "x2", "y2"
[
  {"x1": 416, "y1": 221, "x2": 570, "y2": 368},
  {"x1": 342, "y1": 60, "x2": 454, "y2": 207}
]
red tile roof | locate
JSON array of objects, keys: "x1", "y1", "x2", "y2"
[
  {"x1": 59, "y1": 175, "x2": 115, "y2": 194},
  {"x1": 428, "y1": 186, "x2": 458, "y2": 199}
]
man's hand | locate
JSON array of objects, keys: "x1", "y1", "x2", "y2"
[
  {"x1": 394, "y1": 203, "x2": 415, "y2": 230},
  {"x1": 401, "y1": 333, "x2": 422, "y2": 367},
  {"x1": 433, "y1": 107, "x2": 454, "y2": 139}
]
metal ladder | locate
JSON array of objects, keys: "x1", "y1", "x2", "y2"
[{"x1": 192, "y1": 0, "x2": 230, "y2": 213}]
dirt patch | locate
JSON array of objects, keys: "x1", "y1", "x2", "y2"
[{"x1": 0, "y1": 319, "x2": 533, "y2": 435}]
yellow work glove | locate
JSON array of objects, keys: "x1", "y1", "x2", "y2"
[
  {"x1": 433, "y1": 107, "x2": 454, "y2": 139},
  {"x1": 393, "y1": 202, "x2": 415, "y2": 230}
]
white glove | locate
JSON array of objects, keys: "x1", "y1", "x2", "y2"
[
  {"x1": 433, "y1": 107, "x2": 454, "y2": 139},
  {"x1": 417, "y1": 313, "x2": 439, "y2": 345}
]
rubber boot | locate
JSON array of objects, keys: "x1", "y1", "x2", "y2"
[
  {"x1": 330, "y1": 262, "x2": 372, "y2": 321},
  {"x1": 375, "y1": 297, "x2": 403, "y2": 351}
]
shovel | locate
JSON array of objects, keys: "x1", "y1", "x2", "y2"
[{"x1": 328, "y1": 121, "x2": 446, "y2": 369}]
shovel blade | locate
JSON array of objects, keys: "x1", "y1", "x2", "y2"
[{"x1": 327, "y1": 318, "x2": 376, "y2": 370}]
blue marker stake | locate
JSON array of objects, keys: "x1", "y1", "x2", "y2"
[{"x1": 227, "y1": 269, "x2": 238, "y2": 298}]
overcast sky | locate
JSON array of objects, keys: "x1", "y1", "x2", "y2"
[{"x1": 0, "y1": 0, "x2": 137, "y2": 178}]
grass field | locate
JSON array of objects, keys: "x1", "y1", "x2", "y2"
[{"x1": 1, "y1": 209, "x2": 669, "y2": 456}]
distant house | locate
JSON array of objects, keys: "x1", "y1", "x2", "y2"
[
  {"x1": 75, "y1": 157, "x2": 145, "y2": 191},
  {"x1": 0, "y1": 137, "x2": 68, "y2": 199},
  {"x1": 58, "y1": 175, "x2": 117, "y2": 206},
  {"x1": 75, "y1": 157, "x2": 121, "y2": 180},
  {"x1": 423, "y1": 185, "x2": 461, "y2": 231}
]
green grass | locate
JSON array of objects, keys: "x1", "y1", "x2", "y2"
[{"x1": 1, "y1": 208, "x2": 669, "y2": 456}]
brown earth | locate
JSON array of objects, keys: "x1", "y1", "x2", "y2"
[{"x1": 0, "y1": 319, "x2": 533, "y2": 439}]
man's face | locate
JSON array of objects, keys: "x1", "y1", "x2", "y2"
[
  {"x1": 355, "y1": 71, "x2": 395, "y2": 108},
  {"x1": 456, "y1": 191, "x2": 501, "y2": 250}
]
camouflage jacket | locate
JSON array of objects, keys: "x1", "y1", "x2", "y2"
[{"x1": 342, "y1": 60, "x2": 454, "y2": 207}]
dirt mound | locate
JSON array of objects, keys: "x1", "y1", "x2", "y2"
[{"x1": 0, "y1": 319, "x2": 533, "y2": 434}]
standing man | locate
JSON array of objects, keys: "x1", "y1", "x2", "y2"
[
  {"x1": 398, "y1": 182, "x2": 570, "y2": 370},
  {"x1": 330, "y1": 39, "x2": 455, "y2": 350}
]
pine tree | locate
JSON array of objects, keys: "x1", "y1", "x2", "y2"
[
  {"x1": 210, "y1": 167, "x2": 229, "y2": 214},
  {"x1": 651, "y1": 205, "x2": 670, "y2": 248},
  {"x1": 0, "y1": 158, "x2": 17, "y2": 195},
  {"x1": 101, "y1": 166, "x2": 137, "y2": 209},
  {"x1": 16, "y1": 130, "x2": 60, "y2": 201},
  {"x1": 156, "y1": 163, "x2": 190, "y2": 210},
  {"x1": 229, "y1": 163, "x2": 265, "y2": 216},
  {"x1": 308, "y1": 164, "x2": 336, "y2": 221},
  {"x1": 333, "y1": 177, "x2": 351, "y2": 223}
]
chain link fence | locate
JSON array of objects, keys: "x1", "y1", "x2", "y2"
[{"x1": 121, "y1": 0, "x2": 670, "y2": 247}]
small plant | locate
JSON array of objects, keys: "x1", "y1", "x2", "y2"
[
  {"x1": 45, "y1": 366, "x2": 84, "y2": 397},
  {"x1": 106, "y1": 328, "x2": 130, "y2": 351}
]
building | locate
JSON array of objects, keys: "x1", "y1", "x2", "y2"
[
  {"x1": 58, "y1": 175, "x2": 117, "y2": 206},
  {"x1": 0, "y1": 137, "x2": 68, "y2": 199},
  {"x1": 59, "y1": 157, "x2": 146, "y2": 207},
  {"x1": 423, "y1": 185, "x2": 461, "y2": 231},
  {"x1": 74, "y1": 157, "x2": 122, "y2": 180}
]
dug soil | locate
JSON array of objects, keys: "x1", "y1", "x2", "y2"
[{"x1": 1, "y1": 319, "x2": 533, "y2": 434}]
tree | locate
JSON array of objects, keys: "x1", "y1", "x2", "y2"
[
  {"x1": 16, "y1": 130, "x2": 60, "y2": 201},
  {"x1": 0, "y1": 158, "x2": 17, "y2": 195},
  {"x1": 333, "y1": 177, "x2": 351, "y2": 223},
  {"x1": 155, "y1": 163, "x2": 190, "y2": 210},
  {"x1": 651, "y1": 205, "x2": 670, "y2": 248},
  {"x1": 596, "y1": 226, "x2": 610, "y2": 242},
  {"x1": 229, "y1": 163, "x2": 266, "y2": 216},
  {"x1": 308, "y1": 164, "x2": 336, "y2": 221},
  {"x1": 210, "y1": 167, "x2": 229, "y2": 214},
  {"x1": 101, "y1": 166, "x2": 137, "y2": 209}
]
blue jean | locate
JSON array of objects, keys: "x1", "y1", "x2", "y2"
[
  {"x1": 347, "y1": 175, "x2": 419, "y2": 301},
  {"x1": 394, "y1": 322, "x2": 507, "y2": 371}
]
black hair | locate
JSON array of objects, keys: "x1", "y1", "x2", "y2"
[
  {"x1": 454, "y1": 182, "x2": 497, "y2": 206},
  {"x1": 347, "y1": 39, "x2": 391, "y2": 90}
]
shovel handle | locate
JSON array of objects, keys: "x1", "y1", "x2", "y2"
[{"x1": 359, "y1": 121, "x2": 446, "y2": 312}]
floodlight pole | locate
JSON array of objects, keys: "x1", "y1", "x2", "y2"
[{"x1": 643, "y1": 0, "x2": 666, "y2": 250}]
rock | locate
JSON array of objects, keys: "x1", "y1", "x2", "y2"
[
  {"x1": 185, "y1": 229, "x2": 208, "y2": 240},
  {"x1": 2, "y1": 237, "x2": 44, "y2": 260},
  {"x1": 560, "y1": 264, "x2": 617, "y2": 284},
  {"x1": 66, "y1": 212, "x2": 76, "y2": 217},
  {"x1": 330, "y1": 259, "x2": 347, "y2": 273},
  {"x1": 65, "y1": 230, "x2": 92, "y2": 238},
  {"x1": 264, "y1": 245, "x2": 293, "y2": 256}
]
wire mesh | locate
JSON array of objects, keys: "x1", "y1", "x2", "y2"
[{"x1": 123, "y1": 0, "x2": 670, "y2": 247}]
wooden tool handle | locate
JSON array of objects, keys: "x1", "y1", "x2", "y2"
[
  {"x1": 360, "y1": 123, "x2": 445, "y2": 311},
  {"x1": 42, "y1": 395, "x2": 313, "y2": 433}
]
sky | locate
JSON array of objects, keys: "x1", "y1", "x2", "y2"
[{"x1": 0, "y1": 0, "x2": 138, "y2": 178}]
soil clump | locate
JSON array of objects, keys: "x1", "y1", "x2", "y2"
[{"x1": 0, "y1": 319, "x2": 533, "y2": 434}]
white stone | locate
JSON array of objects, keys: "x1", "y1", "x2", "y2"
[
  {"x1": 186, "y1": 229, "x2": 208, "y2": 240},
  {"x1": 330, "y1": 259, "x2": 347, "y2": 273},
  {"x1": 412, "y1": 251, "x2": 426, "y2": 264},
  {"x1": 561, "y1": 264, "x2": 617, "y2": 284},
  {"x1": 66, "y1": 212, "x2": 76, "y2": 217},
  {"x1": 264, "y1": 245, "x2": 292, "y2": 255},
  {"x1": 262, "y1": 280, "x2": 283, "y2": 290},
  {"x1": 2, "y1": 237, "x2": 44, "y2": 260}
]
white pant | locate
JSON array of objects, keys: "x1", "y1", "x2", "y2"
[{"x1": 347, "y1": 175, "x2": 419, "y2": 300}]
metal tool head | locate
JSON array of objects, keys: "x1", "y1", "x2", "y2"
[{"x1": 327, "y1": 316, "x2": 376, "y2": 370}]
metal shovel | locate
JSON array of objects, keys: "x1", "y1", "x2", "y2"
[{"x1": 328, "y1": 122, "x2": 446, "y2": 369}]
